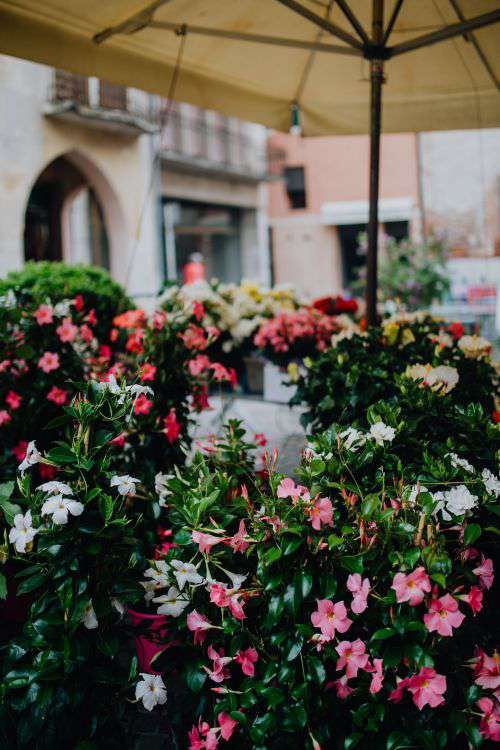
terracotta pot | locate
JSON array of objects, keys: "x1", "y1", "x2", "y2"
[{"x1": 127, "y1": 609, "x2": 179, "y2": 675}]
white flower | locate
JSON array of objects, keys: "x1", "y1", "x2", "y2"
[
  {"x1": 127, "y1": 384, "x2": 154, "y2": 398},
  {"x1": 446, "y1": 452, "x2": 474, "y2": 474},
  {"x1": 53, "y1": 299, "x2": 73, "y2": 317},
  {"x1": 18, "y1": 441, "x2": 41, "y2": 475},
  {"x1": 9, "y1": 510, "x2": 38, "y2": 553},
  {"x1": 144, "y1": 560, "x2": 170, "y2": 587},
  {"x1": 405, "y1": 364, "x2": 430, "y2": 383},
  {"x1": 482, "y1": 468, "x2": 500, "y2": 498},
  {"x1": 458, "y1": 335, "x2": 491, "y2": 360},
  {"x1": 340, "y1": 427, "x2": 366, "y2": 451},
  {"x1": 219, "y1": 567, "x2": 248, "y2": 590},
  {"x1": 37, "y1": 480, "x2": 73, "y2": 496},
  {"x1": 155, "y1": 472, "x2": 173, "y2": 506},
  {"x1": 0, "y1": 289, "x2": 17, "y2": 309},
  {"x1": 170, "y1": 560, "x2": 204, "y2": 590},
  {"x1": 135, "y1": 673, "x2": 167, "y2": 711},
  {"x1": 141, "y1": 580, "x2": 164, "y2": 602},
  {"x1": 404, "y1": 484, "x2": 428, "y2": 507},
  {"x1": 41, "y1": 495, "x2": 84, "y2": 525},
  {"x1": 153, "y1": 586, "x2": 189, "y2": 617},
  {"x1": 110, "y1": 475, "x2": 139, "y2": 496},
  {"x1": 369, "y1": 422, "x2": 396, "y2": 446},
  {"x1": 432, "y1": 485, "x2": 478, "y2": 521},
  {"x1": 425, "y1": 365, "x2": 459, "y2": 395},
  {"x1": 82, "y1": 600, "x2": 98, "y2": 629},
  {"x1": 111, "y1": 597, "x2": 126, "y2": 616}
]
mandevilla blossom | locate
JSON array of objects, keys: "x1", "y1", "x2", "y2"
[
  {"x1": 47, "y1": 386, "x2": 69, "y2": 405},
  {"x1": 37, "y1": 480, "x2": 73, "y2": 496},
  {"x1": 188, "y1": 719, "x2": 219, "y2": 750},
  {"x1": 144, "y1": 560, "x2": 170, "y2": 586},
  {"x1": 9, "y1": 510, "x2": 38, "y2": 553},
  {"x1": 18, "y1": 440, "x2": 41, "y2": 475},
  {"x1": 153, "y1": 586, "x2": 189, "y2": 617},
  {"x1": 369, "y1": 421, "x2": 396, "y2": 446},
  {"x1": 0, "y1": 410, "x2": 11, "y2": 427},
  {"x1": 164, "y1": 408, "x2": 181, "y2": 443},
  {"x1": 110, "y1": 474, "x2": 139, "y2": 496},
  {"x1": 228, "y1": 519, "x2": 250, "y2": 553},
  {"x1": 473, "y1": 556, "x2": 494, "y2": 590},
  {"x1": 423, "y1": 593, "x2": 465, "y2": 636},
  {"x1": 81, "y1": 600, "x2": 98, "y2": 629},
  {"x1": 192, "y1": 530, "x2": 225, "y2": 554},
  {"x1": 432, "y1": 485, "x2": 478, "y2": 521},
  {"x1": 204, "y1": 645, "x2": 232, "y2": 683},
  {"x1": 234, "y1": 647, "x2": 259, "y2": 677},
  {"x1": 170, "y1": 559, "x2": 204, "y2": 589},
  {"x1": 41, "y1": 494, "x2": 84, "y2": 525},
  {"x1": 34, "y1": 303, "x2": 54, "y2": 325},
  {"x1": 477, "y1": 697, "x2": 500, "y2": 742},
  {"x1": 311, "y1": 600, "x2": 352, "y2": 640},
  {"x1": 134, "y1": 394, "x2": 153, "y2": 415},
  {"x1": 332, "y1": 674, "x2": 354, "y2": 699},
  {"x1": 482, "y1": 468, "x2": 500, "y2": 498},
  {"x1": 218, "y1": 712, "x2": 238, "y2": 741},
  {"x1": 460, "y1": 585, "x2": 483, "y2": 614},
  {"x1": 5, "y1": 390, "x2": 21, "y2": 410},
  {"x1": 392, "y1": 567, "x2": 431, "y2": 606},
  {"x1": 38, "y1": 351, "x2": 60, "y2": 373},
  {"x1": 474, "y1": 649, "x2": 500, "y2": 691},
  {"x1": 369, "y1": 658, "x2": 384, "y2": 694},
  {"x1": 335, "y1": 640, "x2": 369, "y2": 679},
  {"x1": 135, "y1": 673, "x2": 167, "y2": 711},
  {"x1": 340, "y1": 426, "x2": 366, "y2": 451},
  {"x1": 445, "y1": 452, "x2": 474, "y2": 473},
  {"x1": 56, "y1": 317, "x2": 78, "y2": 343},
  {"x1": 347, "y1": 574, "x2": 370, "y2": 614},
  {"x1": 308, "y1": 496, "x2": 333, "y2": 531},
  {"x1": 276, "y1": 477, "x2": 310, "y2": 502},
  {"x1": 155, "y1": 471, "x2": 173, "y2": 506},
  {"x1": 187, "y1": 610, "x2": 215, "y2": 645},
  {"x1": 407, "y1": 668, "x2": 447, "y2": 710},
  {"x1": 140, "y1": 363, "x2": 157, "y2": 382}
]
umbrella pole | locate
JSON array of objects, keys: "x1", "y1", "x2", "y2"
[{"x1": 365, "y1": 0, "x2": 384, "y2": 326}]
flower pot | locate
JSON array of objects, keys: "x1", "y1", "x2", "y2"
[
  {"x1": 127, "y1": 609, "x2": 179, "y2": 675},
  {"x1": 243, "y1": 356, "x2": 264, "y2": 395}
]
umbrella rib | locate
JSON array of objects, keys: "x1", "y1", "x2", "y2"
[
  {"x1": 294, "y1": 0, "x2": 336, "y2": 106},
  {"x1": 447, "y1": 0, "x2": 499, "y2": 90},
  {"x1": 382, "y1": 0, "x2": 405, "y2": 45},
  {"x1": 273, "y1": 0, "x2": 364, "y2": 50},
  {"x1": 333, "y1": 0, "x2": 370, "y2": 44},
  {"x1": 93, "y1": 0, "x2": 175, "y2": 44},
  {"x1": 390, "y1": 9, "x2": 500, "y2": 57},
  {"x1": 149, "y1": 20, "x2": 361, "y2": 56}
]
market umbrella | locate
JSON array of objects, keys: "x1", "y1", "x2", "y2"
[{"x1": 1, "y1": 1, "x2": 499, "y2": 323}]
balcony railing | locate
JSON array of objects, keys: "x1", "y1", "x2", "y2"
[{"x1": 44, "y1": 70, "x2": 161, "y2": 135}]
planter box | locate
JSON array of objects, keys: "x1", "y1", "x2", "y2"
[
  {"x1": 263, "y1": 362, "x2": 296, "y2": 404},
  {"x1": 243, "y1": 356, "x2": 264, "y2": 395}
]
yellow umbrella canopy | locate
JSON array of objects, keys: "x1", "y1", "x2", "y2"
[{"x1": 1, "y1": 0, "x2": 499, "y2": 320}]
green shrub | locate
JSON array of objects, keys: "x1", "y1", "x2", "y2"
[{"x1": 0, "y1": 262, "x2": 132, "y2": 338}]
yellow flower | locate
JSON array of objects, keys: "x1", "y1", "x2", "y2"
[{"x1": 287, "y1": 362, "x2": 300, "y2": 382}]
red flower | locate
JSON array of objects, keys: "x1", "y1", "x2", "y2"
[
  {"x1": 5, "y1": 390, "x2": 22, "y2": 410},
  {"x1": 193, "y1": 301, "x2": 205, "y2": 321},
  {"x1": 47, "y1": 386, "x2": 69, "y2": 406},
  {"x1": 192, "y1": 384, "x2": 210, "y2": 412},
  {"x1": 164, "y1": 408, "x2": 181, "y2": 443},
  {"x1": 134, "y1": 394, "x2": 153, "y2": 415},
  {"x1": 0, "y1": 410, "x2": 12, "y2": 427},
  {"x1": 140, "y1": 363, "x2": 157, "y2": 382},
  {"x1": 80, "y1": 323, "x2": 94, "y2": 343},
  {"x1": 85, "y1": 308, "x2": 97, "y2": 325},
  {"x1": 99, "y1": 345, "x2": 111, "y2": 362},
  {"x1": 74, "y1": 294, "x2": 85, "y2": 312},
  {"x1": 38, "y1": 464, "x2": 57, "y2": 481},
  {"x1": 12, "y1": 440, "x2": 28, "y2": 462},
  {"x1": 449, "y1": 321, "x2": 465, "y2": 339},
  {"x1": 493, "y1": 411, "x2": 500, "y2": 424}
]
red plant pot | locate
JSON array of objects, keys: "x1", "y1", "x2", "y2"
[{"x1": 127, "y1": 609, "x2": 180, "y2": 675}]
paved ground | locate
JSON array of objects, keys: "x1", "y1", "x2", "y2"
[{"x1": 191, "y1": 395, "x2": 307, "y2": 476}]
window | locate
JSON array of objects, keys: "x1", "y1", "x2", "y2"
[
  {"x1": 337, "y1": 224, "x2": 366, "y2": 287},
  {"x1": 284, "y1": 166, "x2": 307, "y2": 209}
]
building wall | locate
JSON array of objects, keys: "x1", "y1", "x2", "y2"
[
  {"x1": 0, "y1": 55, "x2": 161, "y2": 306},
  {"x1": 268, "y1": 131, "x2": 420, "y2": 297}
]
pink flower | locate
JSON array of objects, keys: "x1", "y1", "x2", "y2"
[
  {"x1": 188, "y1": 355, "x2": 211, "y2": 376},
  {"x1": 332, "y1": 675, "x2": 354, "y2": 699},
  {"x1": 474, "y1": 650, "x2": 500, "y2": 691},
  {"x1": 79, "y1": 323, "x2": 93, "y2": 343},
  {"x1": 462, "y1": 585, "x2": 483, "y2": 614},
  {"x1": 423, "y1": 593, "x2": 465, "y2": 637},
  {"x1": 140, "y1": 363, "x2": 157, "y2": 382},
  {"x1": 210, "y1": 362, "x2": 232, "y2": 382},
  {"x1": 0, "y1": 410, "x2": 11, "y2": 427},
  {"x1": 134, "y1": 394, "x2": 153, "y2": 415},
  {"x1": 477, "y1": 697, "x2": 500, "y2": 741},
  {"x1": 308, "y1": 496, "x2": 333, "y2": 530},
  {"x1": 38, "y1": 351, "x2": 60, "y2": 373},
  {"x1": 56, "y1": 317, "x2": 78, "y2": 343},
  {"x1": 228, "y1": 593, "x2": 246, "y2": 621},
  {"x1": 407, "y1": 667, "x2": 447, "y2": 710},
  {"x1": 276, "y1": 477, "x2": 310, "y2": 502},
  {"x1": 311, "y1": 600, "x2": 352, "y2": 641},
  {"x1": 47, "y1": 386, "x2": 68, "y2": 406},
  {"x1": 192, "y1": 530, "x2": 225, "y2": 554},
  {"x1": 369, "y1": 658, "x2": 384, "y2": 694},
  {"x1": 346, "y1": 574, "x2": 370, "y2": 614},
  {"x1": 234, "y1": 647, "x2": 259, "y2": 677},
  {"x1": 254, "y1": 433, "x2": 267, "y2": 446},
  {"x1": 188, "y1": 719, "x2": 219, "y2": 750},
  {"x1": 335, "y1": 639, "x2": 369, "y2": 679},
  {"x1": 209, "y1": 583, "x2": 231, "y2": 608},
  {"x1": 34, "y1": 304, "x2": 53, "y2": 325},
  {"x1": 164, "y1": 408, "x2": 181, "y2": 443},
  {"x1": 186, "y1": 610, "x2": 214, "y2": 645},
  {"x1": 389, "y1": 676, "x2": 411, "y2": 704},
  {"x1": 204, "y1": 645, "x2": 232, "y2": 683},
  {"x1": 228, "y1": 519, "x2": 250, "y2": 553},
  {"x1": 473, "y1": 557, "x2": 494, "y2": 590},
  {"x1": 5, "y1": 390, "x2": 21, "y2": 410},
  {"x1": 391, "y1": 566, "x2": 431, "y2": 606},
  {"x1": 12, "y1": 440, "x2": 28, "y2": 462},
  {"x1": 217, "y1": 712, "x2": 237, "y2": 741}
]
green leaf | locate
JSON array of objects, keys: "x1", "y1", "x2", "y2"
[
  {"x1": 463, "y1": 523, "x2": 481, "y2": 547},
  {"x1": 17, "y1": 573, "x2": 48, "y2": 596},
  {"x1": 310, "y1": 458, "x2": 326, "y2": 476},
  {"x1": 371, "y1": 627, "x2": 396, "y2": 641},
  {"x1": 185, "y1": 665, "x2": 206, "y2": 693},
  {"x1": 298, "y1": 570, "x2": 313, "y2": 599},
  {"x1": 99, "y1": 494, "x2": 114, "y2": 523},
  {"x1": 328, "y1": 534, "x2": 344, "y2": 549},
  {"x1": 361, "y1": 494, "x2": 380, "y2": 518},
  {"x1": 264, "y1": 546, "x2": 282, "y2": 566},
  {"x1": 286, "y1": 639, "x2": 303, "y2": 662},
  {"x1": 340, "y1": 555, "x2": 363, "y2": 574},
  {"x1": 0, "y1": 572, "x2": 7, "y2": 600},
  {"x1": 283, "y1": 538, "x2": 303, "y2": 556},
  {"x1": 0, "y1": 481, "x2": 14, "y2": 501},
  {"x1": 46, "y1": 445, "x2": 76, "y2": 464}
]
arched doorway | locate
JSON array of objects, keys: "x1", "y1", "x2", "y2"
[{"x1": 24, "y1": 155, "x2": 111, "y2": 269}]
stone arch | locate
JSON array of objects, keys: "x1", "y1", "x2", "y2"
[{"x1": 23, "y1": 149, "x2": 127, "y2": 274}]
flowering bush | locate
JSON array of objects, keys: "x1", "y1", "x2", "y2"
[
  {"x1": 292, "y1": 313, "x2": 498, "y2": 431},
  {"x1": 130, "y1": 391, "x2": 499, "y2": 748},
  {"x1": 0, "y1": 383, "x2": 149, "y2": 748},
  {"x1": 0, "y1": 289, "x2": 101, "y2": 479},
  {"x1": 160, "y1": 279, "x2": 302, "y2": 375},
  {"x1": 0, "y1": 261, "x2": 133, "y2": 340},
  {"x1": 254, "y1": 308, "x2": 359, "y2": 368}
]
